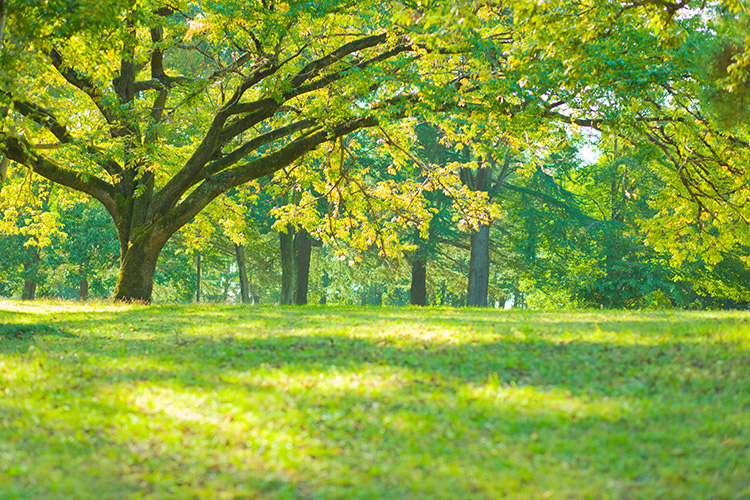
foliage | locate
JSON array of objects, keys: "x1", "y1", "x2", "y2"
[
  {"x1": 0, "y1": 199, "x2": 120, "y2": 299},
  {"x1": 2, "y1": 0, "x2": 750, "y2": 305},
  {"x1": 2, "y1": 0, "x2": 542, "y2": 301}
]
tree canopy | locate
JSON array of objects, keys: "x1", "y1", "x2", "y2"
[{"x1": 1, "y1": 0, "x2": 748, "y2": 303}]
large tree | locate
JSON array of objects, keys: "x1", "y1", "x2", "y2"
[
  {"x1": 1, "y1": 0, "x2": 515, "y2": 301},
  {"x1": 1, "y1": 0, "x2": 733, "y2": 302}
]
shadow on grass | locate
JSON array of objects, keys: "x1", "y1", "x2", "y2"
[
  {"x1": 0, "y1": 322, "x2": 77, "y2": 340},
  {"x1": 1, "y1": 307, "x2": 749, "y2": 499}
]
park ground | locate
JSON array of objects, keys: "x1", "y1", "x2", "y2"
[{"x1": 1, "y1": 301, "x2": 749, "y2": 499}]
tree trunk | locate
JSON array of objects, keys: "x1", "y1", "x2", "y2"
[
  {"x1": 0, "y1": 156, "x2": 8, "y2": 195},
  {"x1": 0, "y1": 1, "x2": 7, "y2": 44},
  {"x1": 361, "y1": 286, "x2": 383, "y2": 306},
  {"x1": 21, "y1": 246, "x2": 40, "y2": 300},
  {"x1": 196, "y1": 252, "x2": 202, "y2": 303},
  {"x1": 294, "y1": 229, "x2": 312, "y2": 305},
  {"x1": 319, "y1": 270, "x2": 330, "y2": 305},
  {"x1": 77, "y1": 263, "x2": 89, "y2": 301},
  {"x1": 279, "y1": 228, "x2": 295, "y2": 305},
  {"x1": 221, "y1": 264, "x2": 231, "y2": 302},
  {"x1": 250, "y1": 283, "x2": 261, "y2": 305},
  {"x1": 78, "y1": 279, "x2": 89, "y2": 301},
  {"x1": 467, "y1": 223, "x2": 490, "y2": 307},
  {"x1": 235, "y1": 243, "x2": 251, "y2": 304},
  {"x1": 21, "y1": 279, "x2": 36, "y2": 301},
  {"x1": 410, "y1": 257, "x2": 427, "y2": 306},
  {"x1": 113, "y1": 240, "x2": 163, "y2": 303}
]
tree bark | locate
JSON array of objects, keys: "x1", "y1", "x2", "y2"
[
  {"x1": 467, "y1": 223, "x2": 490, "y2": 307},
  {"x1": 439, "y1": 281, "x2": 448, "y2": 306},
  {"x1": 235, "y1": 243, "x2": 251, "y2": 304},
  {"x1": 221, "y1": 264, "x2": 231, "y2": 302},
  {"x1": 410, "y1": 257, "x2": 427, "y2": 306},
  {"x1": 294, "y1": 229, "x2": 312, "y2": 305},
  {"x1": 0, "y1": 156, "x2": 8, "y2": 194},
  {"x1": 196, "y1": 252, "x2": 201, "y2": 303},
  {"x1": 78, "y1": 280, "x2": 89, "y2": 301},
  {"x1": 77, "y1": 263, "x2": 89, "y2": 301},
  {"x1": 113, "y1": 239, "x2": 163, "y2": 302},
  {"x1": 21, "y1": 246, "x2": 40, "y2": 300},
  {"x1": 279, "y1": 228, "x2": 295, "y2": 305},
  {"x1": 0, "y1": 0, "x2": 7, "y2": 43},
  {"x1": 462, "y1": 164, "x2": 493, "y2": 308},
  {"x1": 21, "y1": 279, "x2": 37, "y2": 301}
]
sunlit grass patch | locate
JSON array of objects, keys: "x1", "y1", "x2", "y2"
[{"x1": 1, "y1": 302, "x2": 749, "y2": 499}]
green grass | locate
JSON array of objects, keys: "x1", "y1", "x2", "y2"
[{"x1": 1, "y1": 301, "x2": 749, "y2": 499}]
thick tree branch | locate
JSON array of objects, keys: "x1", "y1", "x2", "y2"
[
  {"x1": 114, "y1": 21, "x2": 137, "y2": 104},
  {"x1": 154, "y1": 116, "x2": 379, "y2": 244},
  {"x1": 220, "y1": 62, "x2": 281, "y2": 112},
  {"x1": 0, "y1": 133, "x2": 118, "y2": 217},
  {"x1": 150, "y1": 26, "x2": 165, "y2": 78},
  {"x1": 147, "y1": 59, "x2": 298, "y2": 219},
  {"x1": 7, "y1": 96, "x2": 74, "y2": 143},
  {"x1": 49, "y1": 49, "x2": 119, "y2": 126},
  {"x1": 290, "y1": 33, "x2": 387, "y2": 87},
  {"x1": 0, "y1": 155, "x2": 8, "y2": 193},
  {"x1": 220, "y1": 41, "x2": 412, "y2": 141},
  {"x1": 147, "y1": 111, "x2": 231, "y2": 220},
  {"x1": 201, "y1": 118, "x2": 318, "y2": 180},
  {"x1": 7, "y1": 92, "x2": 123, "y2": 176},
  {"x1": 284, "y1": 42, "x2": 414, "y2": 101},
  {"x1": 218, "y1": 35, "x2": 395, "y2": 132},
  {"x1": 0, "y1": 0, "x2": 7, "y2": 43}
]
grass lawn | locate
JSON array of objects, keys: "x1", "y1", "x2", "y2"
[{"x1": 1, "y1": 301, "x2": 749, "y2": 499}]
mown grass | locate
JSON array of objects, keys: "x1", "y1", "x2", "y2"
[{"x1": 1, "y1": 301, "x2": 749, "y2": 499}]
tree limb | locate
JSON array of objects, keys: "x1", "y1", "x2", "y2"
[
  {"x1": 0, "y1": 133, "x2": 118, "y2": 218},
  {"x1": 134, "y1": 75, "x2": 196, "y2": 92},
  {"x1": 49, "y1": 49, "x2": 119, "y2": 126},
  {"x1": 0, "y1": 0, "x2": 7, "y2": 44},
  {"x1": 200, "y1": 118, "x2": 318, "y2": 180},
  {"x1": 154, "y1": 115, "x2": 380, "y2": 243},
  {"x1": 6, "y1": 92, "x2": 123, "y2": 176}
]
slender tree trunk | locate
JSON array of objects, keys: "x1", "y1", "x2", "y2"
[
  {"x1": 513, "y1": 286, "x2": 526, "y2": 309},
  {"x1": 0, "y1": 156, "x2": 8, "y2": 194},
  {"x1": 361, "y1": 286, "x2": 383, "y2": 306},
  {"x1": 410, "y1": 258, "x2": 427, "y2": 306},
  {"x1": 319, "y1": 270, "x2": 330, "y2": 305},
  {"x1": 78, "y1": 279, "x2": 89, "y2": 301},
  {"x1": 467, "y1": 223, "x2": 490, "y2": 307},
  {"x1": 222, "y1": 264, "x2": 231, "y2": 302},
  {"x1": 21, "y1": 246, "x2": 40, "y2": 300},
  {"x1": 250, "y1": 283, "x2": 261, "y2": 305},
  {"x1": 294, "y1": 229, "x2": 312, "y2": 305},
  {"x1": 235, "y1": 243, "x2": 251, "y2": 304},
  {"x1": 461, "y1": 164, "x2": 493, "y2": 308},
  {"x1": 196, "y1": 252, "x2": 201, "y2": 303},
  {"x1": 77, "y1": 263, "x2": 89, "y2": 301},
  {"x1": 279, "y1": 228, "x2": 295, "y2": 305}
]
